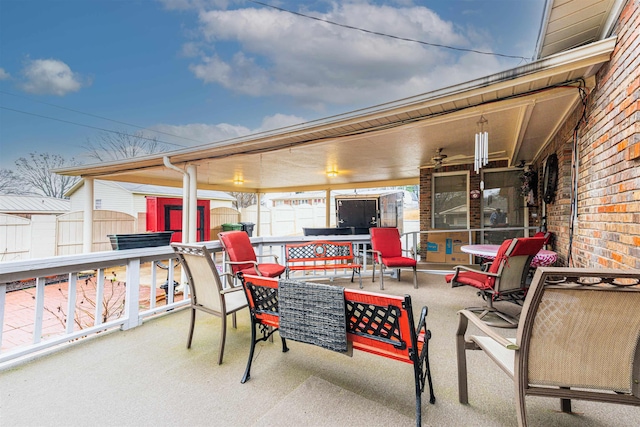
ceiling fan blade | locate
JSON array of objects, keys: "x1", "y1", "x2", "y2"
[{"x1": 445, "y1": 150, "x2": 507, "y2": 161}]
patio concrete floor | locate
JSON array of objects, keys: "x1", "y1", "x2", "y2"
[{"x1": 1, "y1": 272, "x2": 638, "y2": 426}]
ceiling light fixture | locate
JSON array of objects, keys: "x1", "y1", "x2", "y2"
[
  {"x1": 474, "y1": 115, "x2": 489, "y2": 174},
  {"x1": 326, "y1": 170, "x2": 338, "y2": 177},
  {"x1": 233, "y1": 178, "x2": 244, "y2": 185}
]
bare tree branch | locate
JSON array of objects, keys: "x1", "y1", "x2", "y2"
[
  {"x1": 11, "y1": 153, "x2": 80, "y2": 198},
  {"x1": 83, "y1": 130, "x2": 170, "y2": 161},
  {"x1": 0, "y1": 169, "x2": 24, "y2": 194},
  {"x1": 229, "y1": 192, "x2": 257, "y2": 209}
]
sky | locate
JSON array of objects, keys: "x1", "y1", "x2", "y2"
[{"x1": 0, "y1": 0, "x2": 547, "y2": 170}]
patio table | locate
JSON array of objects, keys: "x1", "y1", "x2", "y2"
[{"x1": 461, "y1": 244, "x2": 557, "y2": 268}]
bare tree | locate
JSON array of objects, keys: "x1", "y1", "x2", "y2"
[
  {"x1": 83, "y1": 130, "x2": 169, "y2": 162},
  {"x1": 230, "y1": 192, "x2": 257, "y2": 210},
  {"x1": 0, "y1": 169, "x2": 23, "y2": 194},
  {"x1": 13, "y1": 153, "x2": 80, "y2": 198}
]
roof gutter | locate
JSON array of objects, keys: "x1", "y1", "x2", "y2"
[{"x1": 162, "y1": 156, "x2": 191, "y2": 243}]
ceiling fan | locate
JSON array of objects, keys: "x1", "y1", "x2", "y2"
[
  {"x1": 429, "y1": 148, "x2": 507, "y2": 169},
  {"x1": 430, "y1": 148, "x2": 469, "y2": 169}
]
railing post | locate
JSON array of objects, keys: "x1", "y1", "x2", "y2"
[
  {"x1": 66, "y1": 273, "x2": 77, "y2": 334},
  {"x1": 33, "y1": 277, "x2": 46, "y2": 343},
  {"x1": 0, "y1": 283, "x2": 5, "y2": 349},
  {"x1": 94, "y1": 269, "x2": 105, "y2": 326},
  {"x1": 123, "y1": 258, "x2": 141, "y2": 330}
]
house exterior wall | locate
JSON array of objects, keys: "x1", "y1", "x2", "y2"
[
  {"x1": 70, "y1": 181, "x2": 234, "y2": 219},
  {"x1": 534, "y1": 0, "x2": 640, "y2": 270},
  {"x1": 69, "y1": 181, "x2": 135, "y2": 216},
  {"x1": 420, "y1": 1, "x2": 640, "y2": 270}
]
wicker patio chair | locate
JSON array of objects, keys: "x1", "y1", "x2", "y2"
[
  {"x1": 369, "y1": 227, "x2": 418, "y2": 290},
  {"x1": 456, "y1": 267, "x2": 640, "y2": 427},
  {"x1": 171, "y1": 243, "x2": 248, "y2": 365},
  {"x1": 446, "y1": 237, "x2": 544, "y2": 327}
]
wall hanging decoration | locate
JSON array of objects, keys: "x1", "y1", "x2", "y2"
[
  {"x1": 520, "y1": 169, "x2": 538, "y2": 206},
  {"x1": 543, "y1": 154, "x2": 558, "y2": 204}
]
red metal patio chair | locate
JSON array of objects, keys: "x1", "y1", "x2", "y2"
[
  {"x1": 369, "y1": 227, "x2": 418, "y2": 290},
  {"x1": 445, "y1": 237, "x2": 544, "y2": 327},
  {"x1": 218, "y1": 230, "x2": 286, "y2": 278}
]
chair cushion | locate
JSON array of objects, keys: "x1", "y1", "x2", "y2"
[
  {"x1": 220, "y1": 232, "x2": 257, "y2": 261},
  {"x1": 370, "y1": 228, "x2": 402, "y2": 258},
  {"x1": 239, "y1": 263, "x2": 286, "y2": 278},
  {"x1": 381, "y1": 256, "x2": 416, "y2": 268},
  {"x1": 445, "y1": 271, "x2": 493, "y2": 290}
]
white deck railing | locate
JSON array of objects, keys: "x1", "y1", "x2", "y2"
[
  {"x1": 0, "y1": 235, "x2": 370, "y2": 367},
  {"x1": 1, "y1": 228, "x2": 539, "y2": 367}
]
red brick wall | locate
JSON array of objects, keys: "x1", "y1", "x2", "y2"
[
  {"x1": 535, "y1": 0, "x2": 640, "y2": 269},
  {"x1": 419, "y1": 2, "x2": 640, "y2": 269}
]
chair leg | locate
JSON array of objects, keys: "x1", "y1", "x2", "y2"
[
  {"x1": 560, "y1": 388, "x2": 571, "y2": 413},
  {"x1": 396, "y1": 268, "x2": 401, "y2": 281},
  {"x1": 242, "y1": 321, "x2": 258, "y2": 383},
  {"x1": 371, "y1": 260, "x2": 377, "y2": 282},
  {"x1": 466, "y1": 295, "x2": 519, "y2": 328},
  {"x1": 515, "y1": 380, "x2": 528, "y2": 427},
  {"x1": 218, "y1": 313, "x2": 227, "y2": 365},
  {"x1": 232, "y1": 311, "x2": 237, "y2": 329},
  {"x1": 412, "y1": 266, "x2": 418, "y2": 289},
  {"x1": 187, "y1": 307, "x2": 196, "y2": 349},
  {"x1": 456, "y1": 315, "x2": 469, "y2": 404},
  {"x1": 379, "y1": 264, "x2": 385, "y2": 290}
]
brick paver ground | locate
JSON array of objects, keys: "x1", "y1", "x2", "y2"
[{"x1": 2, "y1": 264, "x2": 185, "y2": 352}]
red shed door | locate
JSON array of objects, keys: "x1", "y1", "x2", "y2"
[{"x1": 164, "y1": 205, "x2": 207, "y2": 242}]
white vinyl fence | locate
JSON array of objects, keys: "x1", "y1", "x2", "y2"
[{"x1": 1, "y1": 203, "x2": 342, "y2": 260}]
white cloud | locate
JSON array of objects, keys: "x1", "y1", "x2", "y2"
[
  {"x1": 159, "y1": 0, "x2": 229, "y2": 12},
  {"x1": 256, "y1": 113, "x2": 306, "y2": 132},
  {"x1": 0, "y1": 68, "x2": 10, "y2": 80},
  {"x1": 148, "y1": 122, "x2": 252, "y2": 147},
  {"x1": 20, "y1": 58, "x2": 88, "y2": 96},
  {"x1": 182, "y1": 3, "x2": 505, "y2": 108},
  {"x1": 149, "y1": 113, "x2": 307, "y2": 148}
]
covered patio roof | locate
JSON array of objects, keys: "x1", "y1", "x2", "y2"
[{"x1": 55, "y1": 0, "x2": 621, "y2": 193}]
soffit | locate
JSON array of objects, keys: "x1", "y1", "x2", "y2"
[
  {"x1": 536, "y1": 0, "x2": 623, "y2": 58},
  {"x1": 55, "y1": 38, "x2": 616, "y2": 193}
]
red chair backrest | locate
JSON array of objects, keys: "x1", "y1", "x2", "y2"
[
  {"x1": 491, "y1": 237, "x2": 545, "y2": 292},
  {"x1": 370, "y1": 227, "x2": 402, "y2": 259},
  {"x1": 533, "y1": 231, "x2": 551, "y2": 245},
  {"x1": 218, "y1": 231, "x2": 257, "y2": 273},
  {"x1": 487, "y1": 238, "x2": 515, "y2": 275},
  {"x1": 511, "y1": 237, "x2": 545, "y2": 257}
]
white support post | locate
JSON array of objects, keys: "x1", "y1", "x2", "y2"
[
  {"x1": 187, "y1": 164, "x2": 197, "y2": 242},
  {"x1": 123, "y1": 258, "x2": 141, "y2": 330},
  {"x1": 83, "y1": 177, "x2": 94, "y2": 253},
  {"x1": 256, "y1": 192, "x2": 261, "y2": 236},
  {"x1": 182, "y1": 170, "x2": 190, "y2": 243},
  {"x1": 325, "y1": 189, "x2": 331, "y2": 227}
]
